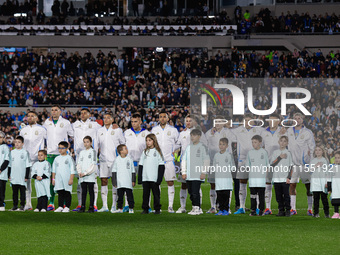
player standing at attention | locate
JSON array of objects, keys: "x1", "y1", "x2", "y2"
[
  {"x1": 43, "y1": 105, "x2": 74, "y2": 211},
  {"x1": 72, "y1": 108, "x2": 101, "y2": 212},
  {"x1": 20, "y1": 111, "x2": 47, "y2": 211},
  {"x1": 261, "y1": 113, "x2": 285, "y2": 215},
  {"x1": 205, "y1": 116, "x2": 230, "y2": 214},
  {"x1": 97, "y1": 113, "x2": 125, "y2": 213},
  {"x1": 287, "y1": 112, "x2": 315, "y2": 216},
  {"x1": 8, "y1": 136, "x2": 32, "y2": 211},
  {"x1": 152, "y1": 110, "x2": 179, "y2": 213},
  {"x1": 175, "y1": 114, "x2": 207, "y2": 213},
  {"x1": 0, "y1": 131, "x2": 10, "y2": 211},
  {"x1": 232, "y1": 114, "x2": 264, "y2": 214},
  {"x1": 123, "y1": 113, "x2": 149, "y2": 212},
  {"x1": 246, "y1": 135, "x2": 269, "y2": 216},
  {"x1": 181, "y1": 129, "x2": 209, "y2": 215}
]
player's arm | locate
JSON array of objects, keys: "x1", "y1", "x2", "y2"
[
  {"x1": 156, "y1": 154, "x2": 165, "y2": 185},
  {"x1": 138, "y1": 154, "x2": 144, "y2": 184}
]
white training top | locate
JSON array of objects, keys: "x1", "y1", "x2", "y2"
[
  {"x1": 77, "y1": 148, "x2": 97, "y2": 183},
  {"x1": 139, "y1": 148, "x2": 164, "y2": 182},
  {"x1": 112, "y1": 155, "x2": 135, "y2": 189},
  {"x1": 32, "y1": 160, "x2": 51, "y2": 198},
  {"x1": 270, "y1": 148, "x2": 293, "y2": 183},
  {"x1": 124, "y1": 128, "x2": 150, "y2": 162},
  {"x1": 152, "y1": 124, "x2": 179, "y2": 162},
  {"x1": 9, "y1": 148, "x2": 32, "y2": 187},
  {"x1": 287, "y1": 126, "x2": 315, "y2": 165},
  {"x1": 246, "y1": 148, "x2": 269, "y2": 188},
  {"x1": 52, "y1": 154, "x2": 76, "y2": 193},
  {"x1": 97, "y1": 125, "x2": 125, "y2": 166},
  {"x1": 261, "y1": 127, "x2": 283, "y2": 160},
  {"x1": 73, "y1": 119, "x2": 102, "y2": 157},
  {"x1": 0, "y1": 144, "x2": 10, "y2": 181},
  {"x1": 20, "y1": 124, "x2": 47, "y2": 162},
  {"x1": 231, "y1": 126, "x2": 264, "y2": 166},
  {"x1": 43, "y1": 116, "x2": 74, "y2": 155},
  {"x1": 213, "y1": 150, "x2": 235, "y2": 191}
]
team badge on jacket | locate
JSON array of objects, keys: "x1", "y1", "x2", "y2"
[
  {"x1": 153, "y1": 151, "x2": 157, "y2": 157},
  {"x1": 60, "y1": 123, "x2": 64, "y2": 128},
  {"x1": 167, "y1": 131, "x2": 171, "y2": 136},
  {"x1": 111, "y1": 131, "x2": 115, "y2": 135},
  {"x1": 65, "y1": 160, "x2": 69, "y2": 164},
  {"x1": 35, "y1": 131, "x2": 39, "y2": 135}
]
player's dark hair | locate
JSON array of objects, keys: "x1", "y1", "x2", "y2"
[
  {"x1": 117, "y1": 144, "x2": 126, "y2": 155},
  {"x1": 279, "y1": 136, "x2": 288, "y2": 142},
  {"x1": 132, "y1": 113, "x2": 141, "y2": 120},
  {"x1": 220, "y1": 138, "x2": 229, "y2": 145},
  {"x1": 270, "y1": 113, "x2": 281, "y2": 119},
  {"x1": 83, "y1": 135, "x2": 92, "y2": 144},
  {"x1": 334, "y1": 151, "x2": 340, "y2": 157},
  {"x1": 38, "y1": 150, "x2": 47, "y2": 156},
  {"x1": 52, "y1": 104, "x2": 61, "y2": 110},
  {"x1": 251, "y1": 135, "x2": 262, "y2": 143},
  {"x1": 159, "y1": 110, "x2": 168, "y2": 116},
  {"x1": 243, "y1": 113, "x2": 253, "y2": 119},
  {"x1": 27, "y1": 111, "x2": 38, "y2": 117},
  {"x1": 190, "y1": 129, "x2": 202, "y2": 136},
  {"x1": 58, "y1": 141, "x2": 69, "y2": 148},
  {"x1": 15, "y1": 135, "x2": 24, "y2": 143},
  {"x1": 144, "y1": 134, "x2": 163, "y2": 159},
  {"x1": 81, "y1": 108, "x2": 90, "y2": 113}
]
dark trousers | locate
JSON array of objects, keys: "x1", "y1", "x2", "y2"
[
  {"x1": 313, "y1": 191, "x2": 329, "y2": 215},
  {"x1": 142, "y1": 182, "x2": 161, "y2": 211},
  {"x1": 187, "y1": 180, "x2": 202, "y2": 207},
  {"x1": 216, "y1": 190, "x2": 231, "y2": 211},
  {"x1": 37, "y1": 196, "x2": 48, "y2": 210},
  {"x1": 117, "y1": 188, "x2": 134, "y2": 209},
  {"x1": 332, "y1": 199, "x2": 340, "y2": 213},
  {"x1": 58, "y1": 189, "x2": 72, "y2": 208},
  {"x1": 0, "y1": 180, "x2": 6, "y2": 206},
  {"x1": 81, "y1": 182, "x2": 94, "y2": 208},
  {"x1": 12, "y1": 184, "x2": 26, "y2": 207},
  {"x1": 250, "y1": 187, "x2": 265, "y2": 212},
  {"x1": 233, "y1": 178, "x2": 240, "y2": 207},
  {"x1": 274, "y1": 182, "x2": 291, "y2": 212}
]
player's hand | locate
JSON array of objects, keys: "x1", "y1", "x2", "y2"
[
  {"x1": 114, "y1": 185, "x2": 117, "y2": 188},
  {"x1": 280, "y1": 128, "x2": 287, "y2": 135},
  {"x1": 52, "y1": 179, "x2": 55, "y2": 186},
  {"x1": 182, "y1": 174, "x2": 187, "y2": 180},
  {"x1": 8, "y1": 177, "x2": 11, "y2": 181},
  {"x1": 308, "y1": 150, "x2": 311, "y2": 156},
  {"x1": 132, "y1": 182, "x2": 135, "y2": 187},
  {"x1": 68, "y1": 179, "x2": 73, "y2": 185},
  {"x1": 286, "y1": 178, "x2": 290, "y2": 184},
  {"x1": 211, "y1": 127, "x2": 216, "y2": 134},
  {"x1": 316, "y1": 162, "x2": 323, "y2": 167},
  {"x1": 325, "y1": 183, "x2": 327, "y2": 188},
  {"x1": 200, "y1": 173, "x2": 206, "y2": 180},
  {"x1": 280, "y1": 153, "x2": 287, "y2": 159},
  {"x1": 25, "y1": 179, "x2": 28, "y2": 182}
]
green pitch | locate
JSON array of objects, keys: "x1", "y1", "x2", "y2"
[{"x1": 0, "y1": 181, "x2": 339, "y2": 254}]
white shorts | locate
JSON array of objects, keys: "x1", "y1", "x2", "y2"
[
  {"x1": 99, "y1": 162, "x2": 112, "y2": 178},
  {"x1": 164, "y1": 161, "x2": 176, "y2": 181},
  {"x1": 290, "y1": 165, "x2": 310, "y2": 184}
]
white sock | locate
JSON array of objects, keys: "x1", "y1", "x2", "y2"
[
  {"x1": 210, "y1": 189, "x2": 216, "y2": 208},
  {"x1": 199, "y1": 188, "x2": 202, "y2": 206},
  {"x1": 77, "y1": 183, "x2": 82, "y2": 206},
  {"x1": 239, "y1": 183, "x2": 247, "y2": 209},
  {"x1": 101, "y1": 185, "x2": 108, "y2": 208},
  {"x1": 26, "y1": 179, "x2": 32, "y2": 207},
  {"x1": 291, "y1": 195, "x2": 296, "y2": 210},
  {"x1": 229, "y1": 190, "x2": 232, "y2": 207},
  {"x1": 180, "y1": 189, "x2": 187, "y2": 209},
  {"x1": 124, "y1": 194, "x2": 129, "y2": 207},
  {"x1": 94, "y1": 182, "x2": 98, "y2": 207},
  {"x1": 168, "y1": 185, "x2": 175, "y2": 208},
  {"x1": 256, "y1": 194, "x2": 259, "y2": 209},
  {"x1": 112, "y1": 186, "x2": 117, "y2": 209},
  {"x1": 149, "y1": 193, "x2": 151, "y2": 208},
  {"x1": 307, "y1": 195, "x2": 313, "y2": 211},
  {"x1": 265, "y1": 184, "x2": 272, "y2": 210}
]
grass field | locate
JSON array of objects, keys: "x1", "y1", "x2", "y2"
[{"x1": 0, "y1": 180, "x2": 339, "y2": 255}]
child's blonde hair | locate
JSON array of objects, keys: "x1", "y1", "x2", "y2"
[{"x1": 313, "y1": 145, "x2": 329, "y2": 162}]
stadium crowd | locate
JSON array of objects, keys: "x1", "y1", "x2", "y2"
[
  {"x1": 0, "y1": 47, "x2": 339, "y2": 159},
  {"x1": 0, "y1": 2, "x2": 339, "y2": 35}
]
